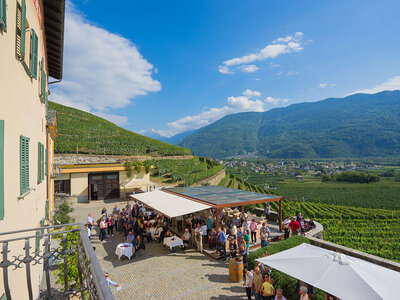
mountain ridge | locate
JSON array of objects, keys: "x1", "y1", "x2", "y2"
[{"x1": 178, "y1": 90, "x2": 400, "y2": 158}]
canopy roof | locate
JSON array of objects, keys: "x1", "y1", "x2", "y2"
[
  {"x1": 130, "y1": 190, "x2": 212, "y2": 218},
  {"x1": 256, "y1": 243, "x2": 400, "y2": 300},
  {"x1": 166, "y1": 186, "x2": 281, "y2": 208}
]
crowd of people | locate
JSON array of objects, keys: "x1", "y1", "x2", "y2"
[{"x1": 86, "y1": 201, "x2": 324, "y2": 299}]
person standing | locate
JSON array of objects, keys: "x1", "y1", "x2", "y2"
[
  {"x1": 99, "y1": 217, "x2": 107, "y2": 244},
  {"x1": 275, "y1": 289, "x2": 287, "y2": 300},
  {"x1": 216, "y1": 226, "x2": 227, "y2": 261},
  {"x1": 244, "y1": 230, "x2": 251, "y2": 251},
  {"x1": 260, "y1": 227, "x2": 268, "y2": 248},
  {"x1": 283, "y1": 216, "x2": 291, "y2": 240},
  {"x1": 177, "y1": 215, "x2": 183, "y2": 233},
  {"x1": 252, "y1": 266, "x2": 263, "y2": 300},
  {"x1": 250, "y1": 219, "x2": 257, "y2": 244},
  {"x1": 87, "y1": 213, "x2": 94, "y2": 236},
  {"x1": 195, "y1": 223, "x2": 203, "y2": 253},
  {"x1": 107, "y1": 215, "x2": 114, "y2": 237},
  {"x1": 243, "y1": 218, "x2": 251, "y2": 235},
  {"x1": 265, "y1": 203, "x2": 271, "y2": 220},
  {"x1": 289, "y1": 217, "x2": 300, "y2": 236},
  {"x1": 243, "y1": 268, "x2": 254, "y2": 300},
  {"x1": 261, "y1": 276, "x2": 275, "y2": 300}
]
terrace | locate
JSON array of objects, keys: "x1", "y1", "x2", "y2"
[{"x1": 0, "y1": 224, "x2": 113, "y2": 300}]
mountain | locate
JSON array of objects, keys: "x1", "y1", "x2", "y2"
[
  {"x1": 166, "y1": 130, "x2": 198, "y2": 145},
  {"x1": 49, "y1": 102, "x2": 191, "y2": 156},
  {"x1": 178, "y1": 91, "x2": 400, "y2": 158}
]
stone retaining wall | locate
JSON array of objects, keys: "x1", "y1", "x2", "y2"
[
  {"x1": 194, "y1": 169, "x2": 226, "y2": 186},
  {"x1": 54, "y1": 154, "x2": 194, "y2": 165},
  {"x1": 308, "y1": 236, "x2": 400, "y2": 272}
]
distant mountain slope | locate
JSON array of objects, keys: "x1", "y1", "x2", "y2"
[
  {"x1": 49, "y1": 102, "x2": 191, "y2": 156},
  {"x1": 179, "y1": 91, "x2": 400, "y2": 158}
]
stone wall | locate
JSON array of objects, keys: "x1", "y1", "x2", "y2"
[
  {"x1": 308, "y1": 236, "x2": 400, "y2": 272},
  {"x1": 194, "y1": 169, "x2": 226, "y2": 187},
  {"x1": 54, "y1": 154, "x2": 194, "y2": 165}
]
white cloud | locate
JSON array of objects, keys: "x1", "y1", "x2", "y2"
[
  {"x1": 243, "y1": 89, "x2": 261, "y2": 98},
  {"x1": 265, "y1": 97, "x2": 289, "y2": 105},
  {"x1": 347, "y1": 76, "x2": 400, "y2": 95},
  {"x1": 238, "y1": 64, "x2": 259, "y2": 73},
  {"x1": 153, "y1": 90, "x2": 290, "y2": 137},
  {"x1": 219, "y1": 32, "x2": 304, "y2": 74},
  {"x1": 319, "y1": 82, "x2": 336, "y2": 88},
  {"x1": 49, "y1": 2, "x2": 161, "y2": 125}
]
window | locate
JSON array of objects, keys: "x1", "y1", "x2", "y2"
[
  {"x1": 16, "y1": 0, "x2": 26, "y2": 59},
  {"x1": 40, "y1": 59, "x2": 47, "y2": 103},
  {"x1": 54, "y1": 179, "x2": 70, "y2": 195},
  {"x1": 30, "y1": 29, "x2": 38, "y2": 79},
  {"x1": 37, "y1": 142, "x2": 44, "y2": 183},
  {"x1": 20, "y1": 135, "x2": 29, "y2": 195},
  {"x1": 0, "y1": 120, "x2": 4, "y2": 220},
  {"x1": 0, "y1": 0, "x2": 7, "y2": 32}
]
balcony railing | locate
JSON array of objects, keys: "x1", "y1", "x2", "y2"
[{"x1": 0, "y1": 223, "x2": 113, "y2": 300}]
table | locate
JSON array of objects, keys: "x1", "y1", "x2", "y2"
[
  {"x1": 115, "y1": 243, "x2": 134, "y2": 260},
  {"x1": 148, "y1": 227, "x2": 156, "y2": 239},
  {"x1": 163, "y1": 236, "x2": 184, "y2": 250}
]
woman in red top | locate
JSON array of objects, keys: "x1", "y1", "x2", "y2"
[
  {"x1": 107, "y1": 215, "x2": 114, "y2": 237},
  {"x1": 289, "y1": 218, "x2": 300, "y2": 236}
]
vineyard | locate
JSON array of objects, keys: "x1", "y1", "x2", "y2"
[
  {"x1": 276, "y1": 181, "x2": 400, "y2": 210},
  {"x1": 49, "y1": 101, "x2": 191, "y2": 156},
  {"x1": 218, "y1": 173, "x2": 400, "y2": 262},
  {"x1": 150, "y1": 157, "x2": 224, "y2": 186}
]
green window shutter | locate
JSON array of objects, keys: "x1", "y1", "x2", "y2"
[
  {"x1": 35, "y1": 229, "x2": 40, "y2": 252},
  {"x1": 45, "y1": 199, "x2": 49, "y2": 220},
  {"x1": 0, "y1": 120, "x2": 4, "y2": 220},
  {"x1": 30, "y1": 30, "x2": 38, "y2": 79},
  {"x1": 0, "y1": 0, "x2": 7, "y2": 32},
  {"x1": 20, "y1": 136, "x2": 29, "y2": 195},
  {"x1": 20, "y1": 0, "x2": 26, "y2": 58},
  {"x1": 1, "y1": 293, "x2": 7, "y2": 300},
  {"x1": 41, "y1": 59, "x2": 46, "y2": 103},
  {"x1": 45, "y1": 148, "x2": 48, "y2": 176},
  {"x1": 37, "y1": 142, "x2": 41, "y2": 183},
  {"x1": 41, "y1": 144, "x2": 44, "y2": 180}
]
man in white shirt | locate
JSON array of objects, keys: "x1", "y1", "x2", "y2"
[
  {"x1": 87, "y1": 213, "x2": 94, "y2": 236},
  {"x1": 195, "y1": 224, "x2": 203, "y2": 253},
  {"x1": 283, "y1": 216, "x2": 291, "y2": 240},
  {"x1": 243, "y1": 218, "x2": 251, "y2": 234}
]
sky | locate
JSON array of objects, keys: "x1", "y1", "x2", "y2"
[{"x1": 50, "y1": 0, "x2": 400, "y2": 138}]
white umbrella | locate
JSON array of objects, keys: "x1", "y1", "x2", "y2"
[{"x1": 256, "y1": 243, "x2": 400, "y2": 300}]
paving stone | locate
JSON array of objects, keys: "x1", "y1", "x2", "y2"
[{"x1": 71, "y1": 200, "x2": 247, "y2": 300}]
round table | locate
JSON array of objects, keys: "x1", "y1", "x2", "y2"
[{"x1": 115, "y1": 243, "x2": 133, "y2": 260}]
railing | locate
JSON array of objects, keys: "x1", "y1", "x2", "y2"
[{"x1": 0, "y1": 223, "x2": 114, "y2": 300}]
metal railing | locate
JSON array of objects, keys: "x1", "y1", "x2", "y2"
[{"x1": 0, "y1": 223, "x2": 114, "y2": 300}]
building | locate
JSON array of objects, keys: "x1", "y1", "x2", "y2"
[
  {"x1": 0, "y1": 0, "x2": 65, "y2": 298},
  {"x1": 55, "y1": 162, "x2": 153, "y2": 202}
]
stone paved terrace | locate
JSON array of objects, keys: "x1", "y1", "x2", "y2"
[{"x1": 71, "y1": 199, "x2": 249, "y2": 300}]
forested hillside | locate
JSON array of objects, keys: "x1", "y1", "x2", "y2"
[
  {"x1": 49, "y1": 102, "x2": 191, "y2": 156},
  {"x1": 179, "y1": 91, "x2": 400, "y2": 158}
]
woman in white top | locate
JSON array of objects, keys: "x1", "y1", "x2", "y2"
[
  {"x1": 243, "y1": 268, "x2": 254, "y2": 300},
  {"x1": 195, "y1": 223, "x2": 203, "y2": 253}
]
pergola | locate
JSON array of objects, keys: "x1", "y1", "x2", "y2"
[{"x1": 163, "y1": 186, "x2": 283, "y2": 231}]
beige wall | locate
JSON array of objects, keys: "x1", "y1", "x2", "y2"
[
  {"x1": 120, "y1": 170, "x2": 151, "y2": 192},
  {"x1": 71, "y1": 172, "x2": 89, "y2": 200},
  {"x1": 0, "y1": 0, "x2": 50, "y2": 299}
]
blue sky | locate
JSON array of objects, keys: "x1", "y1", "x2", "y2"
[{"x1": 51, "y1": 0, "x2": 400, "y2": 137}]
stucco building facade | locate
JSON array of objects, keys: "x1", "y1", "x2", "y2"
[{"x1": 0, "y1": 0, "x2": 65, "y2": 298}]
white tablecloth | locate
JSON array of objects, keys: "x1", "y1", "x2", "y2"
[
  {"x1": 163, "y1": 236, "x2": 184, "y2": 250},
  {"x1": 115, "y1": 243, "x2": 133, "y2": 260},
  {"x1": 148, "y1": 228, "x2": 156, "y2": 239}
]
